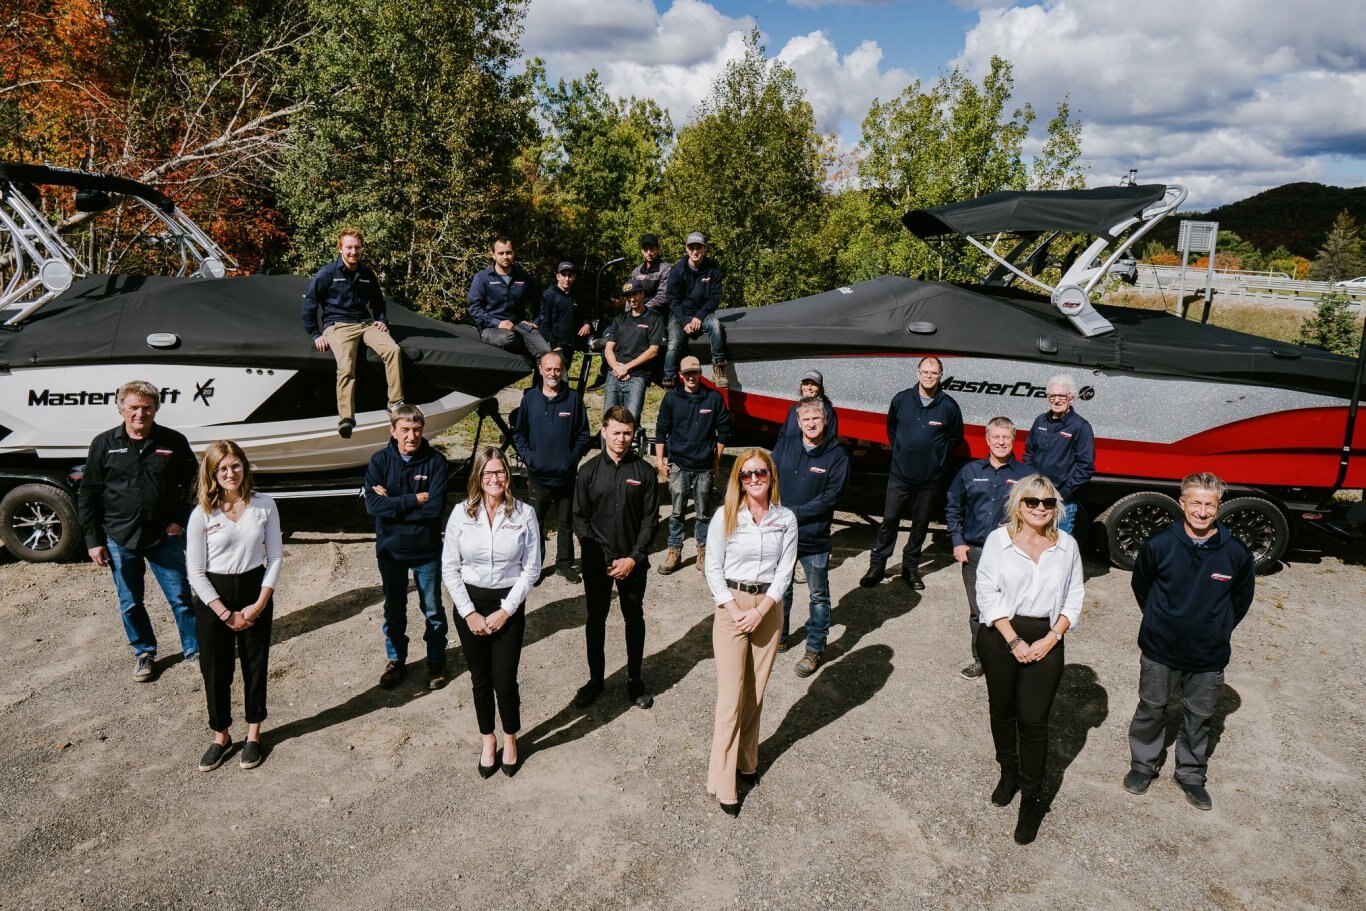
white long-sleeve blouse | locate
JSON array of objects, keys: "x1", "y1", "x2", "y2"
[
  {"x1": 185, "y1": 495, "x2": 283, "y2": 605},
  {"x1": 704, "y1": 503, "x2": 799, "y2": 606},
  {"x1": 441, "y1": 498, "x2": 541, "y2": 618},
  {"x1": 975, "y1": 526, "x2": 1084, "y2": 630}
]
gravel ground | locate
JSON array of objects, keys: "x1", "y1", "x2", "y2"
[{"x1": 1, "y1": 428, "x2": 1363, "y2": 910}]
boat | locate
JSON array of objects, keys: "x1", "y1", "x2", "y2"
[
  {"x1": 704, "y1": 184, "x2": 1366, "y2": 570},
  {"x1": 0, "y1": 163, "x2": 532, "y2": 560}
]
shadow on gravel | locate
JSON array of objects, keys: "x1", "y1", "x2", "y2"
[
  {"x1": 1045, "y1": 664, "x2": 1109, "y2": 802},
  {"x1": 1154, "y1": 682, "x2": 1242, "y2": 764},
  {"x1": 273, "y1": 585, "x2": 384, "y2": 644},
  {"x1": 817, "y1": 584, "x2": 921, "y2": 666}
]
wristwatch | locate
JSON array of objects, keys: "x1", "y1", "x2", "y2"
[{"x1": 1050, "y1": 628, "x2": 1064, "y2": 642}]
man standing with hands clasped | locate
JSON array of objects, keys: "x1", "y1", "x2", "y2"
[
  {"x1": 654, "y1": 355, "x2": 730, "y2": 575},
  {"x1": 1024, "y1": 374, "x2": 1094, "y2": 535}
]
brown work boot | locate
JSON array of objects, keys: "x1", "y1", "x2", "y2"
[
  {"x1": 711, "y1": 362, "x2": 729, "y2": 388},
  {"x1": 695, "y1": 544, "x2": 706, "y2": 572},
  {"x1": 794, "y1": 649, "x2": 822, "y2": 678},
  {"x1": 659, "y1": 546, "x2": 682, "y2": 575}
]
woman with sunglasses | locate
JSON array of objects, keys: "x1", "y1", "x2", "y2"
[
  {"x1": 442, "y1": 446, "x2": 540, "y2": 777},
  {"x1": 186, "y1": 441, "x2": 283, "y2": 772},
  {"x1": 974, "y1": 474, "x2": 1084, "y2": 844},
  {"x1": 703, "y1": 449, "x2": 798, "y2": 815}
]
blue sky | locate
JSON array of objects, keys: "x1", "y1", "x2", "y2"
[{"x1": 522, "y1": 1, "x2": 1366, "y2": 210}]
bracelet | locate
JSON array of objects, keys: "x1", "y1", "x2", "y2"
[
  {"x1": 1007, "y1": 636, "x2": 1024, "y2": 650},
  {"x1": 218, "y1": 611, "x2": 230, "y2": 621}
]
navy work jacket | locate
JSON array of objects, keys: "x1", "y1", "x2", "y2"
[
  {"x1": 654, "y1": 385, "x2": 730, "y2": 472},
  {"x1": 944, "y1": 456, "x2": 1032, "y2": 547},
  {"x1": 887, "y1": 386, "x2": 963, "y2": 485},
  {"x1": 301, "y1": 259, "x2": 387, "y2": 339},
  {"x1": 363, "y1": 438, "x2": 449, "y2": 561},
  {"x1": 772, "y1": 433, "x2": 850, "y2": 556},
  {"x1": 467, "y1": 265, "x2": 541, "y2": 329},
  {"x1": 1024, "y1": 408, "x2": 1095, "y2": 500},
  {"x1": 512, "y1": 385, "x2": 593, "y2": 488},
  {"x1": 666, "y1": 257, "x2": 722, "y2": 322}
]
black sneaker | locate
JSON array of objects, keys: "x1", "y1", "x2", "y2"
[
  {"x1": 556, "y1": 561, "x2": 580, "y2": 584},
  {"x1": 859, "y1": 565, "x2": 885, "y2": 587},
  {"x1": 1177, "y1": 778, "x2": 1212, "y2": 810},
  {"x1": 338, "y1": 418, "x2": 356, "y2": 439},
  {"x1": 960, "y1": 661, "x2": 984, "y2": 680},
  {"x1": 1123, "y1": 769, "x2": 1154, "y2": 795},
  {"x1": 239, "y1": 739, "x2": 263, "y2": 770},
  {"x1": 628, "y1": 679, "x2": 653, "y2": 709},
  {"x1": 379, "y1": 660, "x2": 404, "y2": 689},
  {"x1": 198, "y1": 739, "x2": 231, "y2": 772},
  {"x1": 574, "y1": 680, "x2": 604, "y2": 708}
]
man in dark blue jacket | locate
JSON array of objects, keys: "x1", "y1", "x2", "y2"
[
  {"x1": 945, "y1": 417, "x2": 1031, "y2": 680},
  {"x1": 862, "y1": 356, "x2": 964, "y2": 590},
  {"x1": 1024, "y1": 374, "x2": 1095, "y2": 534},
  {"x1": 653, "y1": 356, "x2": 730, "y2": 575},
  {"x1": 466, "y1": 236, "x2": 550, "y2": 360},
  {"x1": 773, "y1": 398, "x2": 849, "y2": 677},
  {"x1": 537, "y1": 262, "x2": 592, "y2": 376},
  {"x1": 1124, "y1": 472, "x2": 1254, "y2": 810},
  {"x1": 364, "y1": 405, "x2": 450, "y2": 691},
  {"x1": 301, "y1": 228, "x2": 405, "y2": 438},
  {"x1": 512, "y1": 351, "x2": 593, "y2": 581},
  {"x1": 665, "y1": 232, "x2": 728, "y2": 387}
]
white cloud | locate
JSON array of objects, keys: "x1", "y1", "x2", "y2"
[{"x1": 777, "y1": 33, "x2": 915, "y2": 134}]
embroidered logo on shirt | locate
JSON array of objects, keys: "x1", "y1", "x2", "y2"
[
  {"x1": 1210, "y1": 572, "x2": 1233, "y2": 582},
  {"x1": 504, "y1": 523, "x2": 523, "y2": 531},
  {"x1": 625, "y1": 478, "x2": 642, "y2": 486},
  {"x1": 636, "y1": 323, "x2": 650, "y2": 329},
  {"x1": 155, "y1": 449, "x2": 173, "y2": 456},
  {"x1": 1060, "y1": 431, "x2": 1073, "y2": 439},
  {"x1": 558, "y1": 411, "x2": 572, "y2": 417},
  {"x1": 809, "y1": 466, "x2": 827, "y2": 474},
  {"x1": 414, "y1": 474, "x2": 428, "y2": 481},
  {"x1": 928, "y1": 421, "x2": 943, "y2": 427},
  {"x1": 699, "y1": 409, "x2": 712, "y2": 414}
]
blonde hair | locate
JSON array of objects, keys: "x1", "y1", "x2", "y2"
[
  {"x1": 721, "y1": 448, "x2": 781, "y2": 537},
  {"x1": 464, "y1": 446, "x2": 517, "y2": 519},
  {"x1": 196, "y1": 440, "x2": 255, "y2": 513},
  {"x1": 117, "y1": 380, "x2": 160, "y2": 410},
  {"x1": 1004, "y1": 473, "x2": 1061, "y2": 541}
]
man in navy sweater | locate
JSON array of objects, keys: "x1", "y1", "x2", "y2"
[
  {"x1": 773, "y1": 398, "x2": 849, "y2": 677},
  {"x1": 862, "y1": 356, "x2": 964, "y2": 590},
  {"x1": 466, "y1": 236, "x2": 550, "y2": 360},
  {"x1": 944, "y1": 417, "x2": 1032, "y2": 680},
  {"x1": 1024, "y1": 374, "x2": 1095, "y2": 534},
  {"x1": 665, "y1": 232, "x2": 728, "y2": 388},
  {"x1": 301, "y1": 228, "x2": 405, "y2": 438},
  {"x1": 364, "y1": 405, "x2": 450, "y2": 690},
  {"x1": 653, "y1": 356, "x2": 730, "y2": 575},
  {"x1": 1124, "y1": 471, "x2": 1255, "y2": 810},
  {"x1": 512, "y1": 351, "x2": 593, "y2": 581}
]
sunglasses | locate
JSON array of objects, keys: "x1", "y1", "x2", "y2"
[
  {"x1": 738, "y1": 468, "x2": 770, "y2": 481},
  {"x1": 1022, "y1": 497, "x2": 1058, "y2": 510}
]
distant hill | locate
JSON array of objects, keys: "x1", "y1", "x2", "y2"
[{"x1": 1149, "y1": 182, "x2": 1366, "y2": 257}]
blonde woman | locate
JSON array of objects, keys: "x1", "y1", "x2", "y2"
[
  {"x1": 186, "y1": 441, "x2": 283, "y2": 772},
  {"x1": 442, "y1": 447, "x2": 540, "y2": 778},
  {"x1": 975, "y1": 474, "x2": 1083, "y2": 844},
  {"x1": 703, "y1": 449, "x2": 798, "y2": 816}
]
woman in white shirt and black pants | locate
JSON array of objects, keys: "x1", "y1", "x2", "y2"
[
  {"x1": 442, "y1": 446, "x2": 540, "y2": 778},
  {"x1": 186, "y1": 441, "x2": 283, "y2": 772},
  {"x1": 704, "y1": 448, "x2": 798, "y2": 816},
  {"x1": 975, "y1": 473, "x2": 1083, "y2": 844}
]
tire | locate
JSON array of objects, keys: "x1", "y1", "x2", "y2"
[
  {"x1": 1217, "y1": 496, "x2": 1289, "y2": 574},
  {"x1": 0, "y1": 483, "x2": 83, "y2": 563},
  {"x1": 1097, "y1": 491, "x2": 1182, "y2": 572}
]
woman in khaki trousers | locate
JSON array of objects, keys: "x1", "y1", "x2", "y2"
[{"x1": 703, "y1": 448, "x2": 798, "y2": 815}]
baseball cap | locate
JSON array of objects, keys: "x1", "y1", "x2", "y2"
[
  {"x1": 639, "y1": 233, "x2": 660, "y2": 248},
  {"x1": 621, "y1": 278, "x2": 645, "y2": 295},
  {"x1": 685, "y1": 232, "x2": 707, "y2": 247},
  {"x1": 679, "y1": 356, "x2": 702, "y2": 374},
  {"x1": 556, "y1": 261, "x2": 575, "y2": 273},
  {"x1": 801, "y1": 369, "x2": 824, "y2": 387}
]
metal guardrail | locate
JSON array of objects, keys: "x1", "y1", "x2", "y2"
[{"x1": 1135, "y1": 265, "x2": 1365, "y2": 307}]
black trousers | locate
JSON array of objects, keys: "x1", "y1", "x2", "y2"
[
  {"x1": 193, "y1": 565, "x2": 272, "y2": 732},
  {"x1": 871, "y1": 479, "x2": 937, "y2": 566},
  {"x1": 976, "y1": 615, "x2": 1065, "y2": 798},
  {"x1": 580, "y1": 539, "x2": 648, "y2": 684},
  {"x1": 453, "y1": 584, "x2": 526, "y2": 735},
  {"x1": 528, "y1": 479, "x2": 574, "y2": 565}
]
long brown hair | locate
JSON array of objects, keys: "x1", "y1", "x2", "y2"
[
  {"x1": 196, "y1": 440, "x2": 255, "y2": 513},
  {"x1": 721, "y1": 448, "x2": 781, "y2": 537},
  {"x1": 464, "y1": 446, "x2": 518, "y2": 519},
  {"x1": 1004, "y1": 473, "x2": 1061, "y2": 541}
]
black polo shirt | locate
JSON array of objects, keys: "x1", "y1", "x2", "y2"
[
  {"x1": 77, "y1": 422, "x2": 197, "y2": 550},
  {"x1": 605, "y1": 307, "x2": 666, "y2": 366},
  {"x1": 572, "y1": 450, "x2": 659, "y2": 564}
]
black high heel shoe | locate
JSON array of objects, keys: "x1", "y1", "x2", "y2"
[
  {"x1": 719, "y1": 800, "x2": 741, "y2": 817},
  {"x1": 501, "y1": 755, "x2": 521, "y2": 777},
  {"x1": 738, "y1": 769, "x2": 759, "y2": 787},
  {"x1": 478, "y1": 753, "x2": 500, "y2": 779}
]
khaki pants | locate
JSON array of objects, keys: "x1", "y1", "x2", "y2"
[
  {"x1": 707, "y1": 589, "x2": 781, "y2": 802},
  {"x1": 323, "y1": 321, "x2": 404, "y2": 421}
]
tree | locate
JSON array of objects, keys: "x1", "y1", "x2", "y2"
[
  {"x1": 1309, "y1": 210, "x2": 1366, "y2": 282},
  {"x1": 1030, "y1": 99, "x2": 1088, "y2": 191},
  {"x1": 1297, "y1": 288, "x2": 1363, "y2": 356}
]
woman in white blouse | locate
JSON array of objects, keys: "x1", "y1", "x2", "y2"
[
  {"x1": 704, "y1": 448, "x2": 798, "y2": 816},
  {"x1": 974, "y1": 473, "x2": 1083, "y2": 845},
  {"x1": 442, "y1": 446, "x2": 540, "y2": 778},
  {"x1": 186, "y1": 441, "x2": 283, "y2": 773}
]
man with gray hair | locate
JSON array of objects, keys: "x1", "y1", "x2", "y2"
[
  {"x1": 1024, "y1": 374, "x2": 1094, "y2": 534},
  {"x1": 78, "y1": 380, "x2": 199, "y2": 681},
  {"x1": 1124, "y1": 472, "x2": 1254, "y2": 810}
]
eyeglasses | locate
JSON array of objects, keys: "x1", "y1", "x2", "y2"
[
  {"x1": 216, "y1": 464, "x2": 243, "y2": 475},
  {"x1": 1047, "y1": 394, "x2": 1072, "y2": 401},
  {"x1": 738, "y1": 468, "x2": 770, "y2": 481},
  {"x1": 1022, "y1": 497, "x2": 1058, "y2": 510},
  {"x1": 481, "y1": 469, "x2": 508, "y2": 479}
]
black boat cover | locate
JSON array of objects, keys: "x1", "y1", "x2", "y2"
[
  {"x1": 0, "y1": 274, "x2": 532, "y2": 399},
  {"x1": 713, "y1": 275, "x2": 1356, "y2": 399},
  {"x1": 1, "y1": 162, "x2": 177, "y2": 213},
  {"x1": 903, "y1": 185, "x2": 1170, "y2": 241}
]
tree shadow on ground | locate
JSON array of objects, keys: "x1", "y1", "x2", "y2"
[
  {"x1": 272, "y1": 586, "x2": 384, "y2": 644},
  {"x1": 1044, "y1": 663, "x2": 1108, "y2": 803}
]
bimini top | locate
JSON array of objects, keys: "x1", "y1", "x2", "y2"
[
  {"x1": 903, "y1": 185, "x2": 1171, "y2": 241},
  {"x1": 714, "y1": 275, "x2": 1355, "y2": 399}
]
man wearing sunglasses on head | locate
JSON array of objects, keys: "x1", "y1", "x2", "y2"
[{"x1": 1024, "y1": 374, "x2": 1094, "y2": 535}]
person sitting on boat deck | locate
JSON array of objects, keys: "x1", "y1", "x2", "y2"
[
  {"x1": 631, "y1": 233, "x2": 676, "y2": 385},
  {"x1": 654, "y1": 355, "x2": 731, "y2": 576},
  {"x1": 665, "y1": 232, "x2": 728, "y2": 388},
  {"x1": 537, "y1": 262, "x2": 592, "y2": 376},
  {"x1": 776, "y1": 369, "x2": 838, "y2": 442},
  {"x1": 1024, "y1": 374, "x2": 1094, "y2": 535},
  {"x1": 772, "y1": 397, "x2": 849, "y2": 675},
  {"x1": 602, "y1": 278, "x2": 665, "y2": 429},
  {"x1": 364, "y1": 404, "x2": 451, "y2": 691},
  {"x1": 467, "y1": 236, "x2": 550, "y2": 361},
  {"x1": 301, "y1": 227, "x2": 406, "y2": 439},
  {"x1": 861, "y1": 356, "x2": 964, "y2": 591},
  {"x1": 945, "y1": 416, "x2": 1032, "y2": 681}
]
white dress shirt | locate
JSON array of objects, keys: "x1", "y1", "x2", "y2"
[
  {"x1": 441, "y1": 498, "x2": 541, "y2": 617},
  {"x1": 186, "y1": 495, "x2": 283, "y2": 605},
  {"x1": 704, "y1": 503, "x2": 799, "y2": 605},
  {"x1": 975, "y1": 526, "x2": 1084, "y2": 630}
]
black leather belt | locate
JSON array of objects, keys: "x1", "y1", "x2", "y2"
[{"x1": 726, "y1": 579, "x2": 766, "y2": 595}]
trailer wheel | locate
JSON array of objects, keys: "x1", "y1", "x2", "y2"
[
  {"x1": 1217, "y1": 496, "x2": 1289, "y2": 573},
  {"x1": 0, "y1": 483, "x2": 83, "y2": 563},
  {"x1": 1097, "y1": 491, "x2": 1182, "y2": 571}
]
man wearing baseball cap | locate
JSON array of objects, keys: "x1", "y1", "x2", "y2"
[
  {"x1": 665, "y1": 232, "x2": 729, "y2": 388},
  {"x1": 653, "y1": 355, "x2": 730, "y2": 574},
  {"x1": 602, "y1": 277, "x2": 665, "y2": 428},
  {"x1": 631, "y1": 234, "x2": 677, "y2": 385},
  {"x1": 537, "y1": 261, "x2": 592, "y2": 376}
]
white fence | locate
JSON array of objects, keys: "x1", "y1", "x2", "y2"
[{"x1": 1135, "y1": 265, "x2": 1365, "y2": 309}]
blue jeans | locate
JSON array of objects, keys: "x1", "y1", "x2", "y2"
[
  {"x1": 661, "y1": 313, "x2": 685, "y2": 383},
  {"x1": 781, "y1": 552, "x2": 832, "y2": 653},
  {"x1": 1059, "y1": 500, "x2": 1078, "y2": 535},
  {"x1": 603, "y1": 372, "x2": 649, "y2": 427},
  {"x1": 377, "y1": 554, "x2": 447, "y2": 665},
  {"x1": 106, "y1": 535, "x2": 198, "y2": 658},
  {"x1": 670, "y1": 313, "x2": 726, "y2": 375},
  {"x1": 667, "y1": 464, "x2": 713, "y2": 548}
]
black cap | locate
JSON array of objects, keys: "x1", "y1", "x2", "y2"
[{"x1": 639, "y1": 233, "x2": 660, "y2": 248}]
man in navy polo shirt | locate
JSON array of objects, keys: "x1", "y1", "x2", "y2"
[
  {"x1": 653, "y1": 355, "x2": 730, "y2": 575},
  {"x1": 665, "y1": 232, "x2": 728, "y2": 388},
  {"x1": 1024, "y1": 374, "x2": 1095, "y2": 534},
  {"x1": 945, "y1": 416, "x2": 1031, "y2": 680},
  {"x1": 467, "y1": 236, "x2": 550, "y2": 360}
]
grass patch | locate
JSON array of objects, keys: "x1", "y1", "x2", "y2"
[{"x1": 1103, "y1": 290, "x2": 1322, "y2": 344}]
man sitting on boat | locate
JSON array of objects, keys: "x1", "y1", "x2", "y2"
[
  {"x1": 467, "y1": 236, "x2": 551, "y2": 361},
  {"x1": 665, "y1": 232, "x2": 729, "y2": 388},
  {"x1": 301, "y1": 228, "x2": 406, "y2": 439}
]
